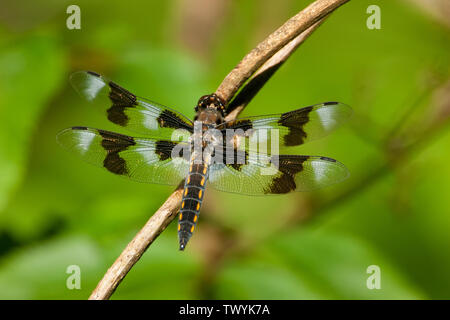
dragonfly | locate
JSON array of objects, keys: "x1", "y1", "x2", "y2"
[{"x1": 57, "y1": 71, "x2": 352, "y2": 250}]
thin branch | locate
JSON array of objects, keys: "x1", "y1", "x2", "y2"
[
  {"x1": 89, "y1": 0, "x2": 350, "y2": 300},
  {"x1": 225, "y1": 18, "x2": 327, "y2": 121},
  {"x1": 216, "y1": 0, "x2": 349, "y2": 105},
  {"x1": 89, "y1": 187, "x2": 183, "y2": 300}
]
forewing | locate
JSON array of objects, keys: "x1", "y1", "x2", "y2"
[
  {"x1": 57, "y1": 127, "x2": 190, "y2": 185},
  {"x1": 220, "y1": 102, "x2": 352, "y2": 153},
  {"x1": 70, "y1": 71, "x2": 194, "y2": 139}
]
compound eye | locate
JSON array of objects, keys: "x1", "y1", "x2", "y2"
[{"x1": 198, "y1": 95, "x2": 209, "y2": 104}]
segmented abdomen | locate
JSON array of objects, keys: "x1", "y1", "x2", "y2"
[{"x1": 178, "y1": 159, "x2": 209, "y2": 250}]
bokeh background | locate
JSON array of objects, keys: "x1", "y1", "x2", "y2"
[{"x1": 0, "y1": 0, "x2": 449, "y2": 299}]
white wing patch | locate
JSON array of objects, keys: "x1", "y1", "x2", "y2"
[
  {"x1": 142, "y1": 112, "x2": 159, "y2": 130},
  {"x1": 74, "y1": 130, "x2": 95, "y2": 155},
  {"x1": 315, "y1": 105, "x2": 338, "y2": 131},
  {"x1": 136, "y1": 141, "x2": 158, "y2": 164},
  {"x1": 82, "y1": 75, "x2": 106, "y2": 101}
]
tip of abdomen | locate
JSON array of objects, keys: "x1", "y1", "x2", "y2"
[{"x1": 178, "y1": 230, "x2": 192, "y2": 251}]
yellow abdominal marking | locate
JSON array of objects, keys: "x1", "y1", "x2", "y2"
[
  {"x1": 198, "y1": 189, "x2": 203, "y2": 198},
  {"x1": 190, "y1": 225, "x2": 195, "y2": 233},
  {"x1": 203, "y1": 165, "x2": 207, "y2": 174},
  {"x1": 196, "y1": 202, "x2": 200, "y2": 211},
  {"x1": 179, "y1": 213, "x2": 183, "y2": 220},
  {"x1": 193, "y1": 215, "x2": 198, "y2": 223},
  {"x1": 200, "y1": 177, "x2": 205, "y2": 186},
  {"x1": 189, "y1": 164, "x2": 193, "y2": 172},
  {"x1": 181, "y1": 201, "x2": 185, "y2": 209},
  {"x1": 184, "y1": 188, "x2": 188, "y2": 196},
  {"x1": 177, "y1": 224, "x2": 180, "y2": 231},
  {"x1": 187, "y1": 176, "x2": 191, "y2": 184}
]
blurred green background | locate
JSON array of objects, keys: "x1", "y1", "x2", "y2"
[{"x1": 0, "y1": 0, "x2": 449, "y2": 299}]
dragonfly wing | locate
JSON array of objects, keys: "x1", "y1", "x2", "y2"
[
  {"x1": 219, "y1": 102, "x2": 352, "y2": 153},
  {"x1": 208, "y1": 153, "x2": 349, "y2": 195},
  {"x1": 70, "y1": 71, "x2": 194, "y2": 140},
  {"x1": 57, "y1": 127, "x2": 190, "y2": 185}
]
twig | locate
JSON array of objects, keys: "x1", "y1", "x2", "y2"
[
  {"x1": 89, "y1": 187, "x2": 183, "y2": 300},
  {"x1": 89, "y1": 0, "x2": 350, "y2": 300},
  {"x1": 216, "y1": 0, "x2": 349, "y2": 105},
  {"x1": 225, "y1": 18, "x2": 327, "y2": 121}
]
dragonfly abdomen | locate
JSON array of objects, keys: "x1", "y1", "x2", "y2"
[{"x1": 178, "y1": 162, "x2": 209, "y2": 250}]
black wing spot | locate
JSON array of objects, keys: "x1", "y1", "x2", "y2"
[
  {"x1": 320, "y1": 156, "x2": 336, "y2": 162},
  {"x1": 98, "y1": 130, "x2": 136, "y2": 175},
  {"x1": 108, "y1": 81, "x2": 137, "y2": 106},
  {"x1": 155, "y1": 140, "x2": 179, "y2": 161},
  {"x1": 227, "y1": 149, "x2": 248, "y2": 171},
  {"x1": 107, "y1": 105, "x2": 128, "y2": 127},
  {"x1": 103, "y1": 153, "x2": 128, "y2": 175},
  {"x1": 157, "y1": 109, "x2": 193, "y2": 131},
  {"x1": 229, "y1": 163, "x2": 243, "y2": 171},
  {"x1": 72, "y1": 126, "x2": 88, "y2": 130},
  {"x1": 323, "y1": 101, "x2": 338, "y2": 106},
  {"x1": 87, "y1": 71, "x2": 101, "y2": 77},
  {"x1": 279, "y1": 106, "x2": 313, "y2": 146},
  {"x1": 264, "y1": 156, "x2": 308, "y2": 194},
  {"x1": 106, "y1": 81, "x2": 137, "y2": 127}
]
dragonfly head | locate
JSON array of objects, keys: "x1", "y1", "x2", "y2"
[
  {"x1": 195, "y1": 94, "x2": 226, "y2": 115},
  {"x1": 195, "y1": 93, "x2": 226, "y2": 125}
]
